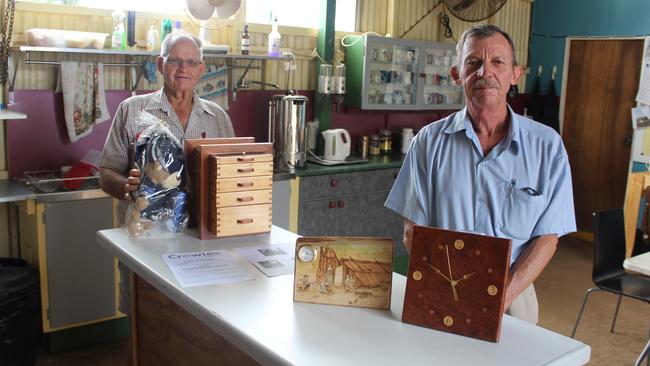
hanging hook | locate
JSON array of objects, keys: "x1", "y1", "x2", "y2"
[
  {"x1": 537, "y1": 65, "x2": 543, "y2": 77},
  {"x1": 551, "y1": 66, "x2": 557, "y2": 81}
]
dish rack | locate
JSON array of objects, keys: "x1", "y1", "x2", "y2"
[{"x1": 23, "y1": 170, "x2": 99, "y2": 193}]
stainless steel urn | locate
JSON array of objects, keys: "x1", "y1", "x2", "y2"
[{"x1": 268, "y1": 94, "x2": 308, "y2": 173}]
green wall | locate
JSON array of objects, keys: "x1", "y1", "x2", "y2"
[{"x1": 527, "y1": 0, "x2": 650, "y2": 94}]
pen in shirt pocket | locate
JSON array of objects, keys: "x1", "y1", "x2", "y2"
[{"x1": 511, "y1": 178, "x2": 540, "y2": 196}]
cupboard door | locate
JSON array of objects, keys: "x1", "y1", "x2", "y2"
[
  {"x1": 44, "y1": 197, "x2": 116, "y2": 330},
  {"x1": 298, "y1": 199, "x2": 337, "y2": 236}
]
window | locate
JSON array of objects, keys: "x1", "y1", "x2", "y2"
[
  {"x1": 19, "y1": 0, "x2": 185, "y2": 14},
  {"x1": 245, "y1": 0, "x2": 357, "y2": 31},
  {"x1": 19, "y1": 0, "x2": 358, "y2": 31}
]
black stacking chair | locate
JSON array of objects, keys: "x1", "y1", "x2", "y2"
[{"x1": 570, "y1": 208, "x2": 650, "y2": 365}]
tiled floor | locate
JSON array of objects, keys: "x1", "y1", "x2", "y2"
[{"x1": 35, "y1": 236, "x2": 649, "y2": 365}]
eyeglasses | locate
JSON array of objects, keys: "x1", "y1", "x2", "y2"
[{"x1": 164, "y1": 57, "x2": 203, "y2": 68}]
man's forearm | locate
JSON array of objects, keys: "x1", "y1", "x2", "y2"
[
  {"x1": 99, "y1": 168, "x2": 128, "y2": 200},
  {"x1": 504, "y1": 234, "x2": 558, "y2": 310}
]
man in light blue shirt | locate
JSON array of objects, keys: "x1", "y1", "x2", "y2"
[{"x1": 385, "y1": 25, "x2": 576, "y2": 324}]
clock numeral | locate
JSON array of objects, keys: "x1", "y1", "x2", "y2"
[
  {"x1": 454, "y1": 239, "x2": 464, "y2": 250},
  {"x1": 412, "y1": 270, "x2": 422, "y2": 281},
  {"x1": 443, "y1": 315, "x2": 454, "y2": 327},
  {"x1": 487, "y1": 285, "x2": 498, "y2": 296}
]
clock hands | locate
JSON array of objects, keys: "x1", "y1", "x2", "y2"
[
  {"x1": 428, "y1": 245, "x2": 476, "y2": 302},
  {"x1": 426, "y1": 262, "x2": 453, "y2": 283}
]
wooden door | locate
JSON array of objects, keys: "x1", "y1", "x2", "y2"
[{"x1": 562, "y1": 39, "x2": 642, "y2": 231}]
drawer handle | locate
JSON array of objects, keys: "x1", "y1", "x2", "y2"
[
  {"x1": 238, "y1": 156, "x2": 254, "y2": 162},
  {"x1": 338, "y1": 200, "x2": 345, "y2": 208},
  {"x1": 329, "y1": 201, "x2": 336, "y2": 209},
  {"x1": 238, "y1": 168, "x2": 255, "y2": 173},
  {"x1": 331, "y1": 179, "x2": 338, "y2": 187},
  {"x1": 237, "y1": 218, "x2": 254, "y2": 224},
  {"x1": 237, "y1": 182, "x2": 254, "y2": 187},
  {"x1": 237, "y1": 196, "x2": 254, "y2": 202}
]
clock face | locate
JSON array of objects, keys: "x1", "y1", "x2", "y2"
[
  {"x1": 402, "y1": 226, "x2": 512, "y2": 342},
  {"x1": 297, "y1": 245, "x2": 317, "y2": 263}
]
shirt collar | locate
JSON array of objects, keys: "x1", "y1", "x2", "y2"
[
  {"x1": 443, "y1": 105, "x2": 521, "y2": 155},
  {"x1": 143, "y1": 88, "x2": 215, "y2": 117}
]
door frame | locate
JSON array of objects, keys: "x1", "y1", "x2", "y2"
[{"x1": 559, "y1": 36, "x2": 644, "y2": 234}]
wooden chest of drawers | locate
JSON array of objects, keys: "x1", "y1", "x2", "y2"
[
  {"x1": 184, "y1": 138, "x2": 273, "y2": 240},
  {"x1": 210, "y1": 153, "x2": 273, "y2": 237}
]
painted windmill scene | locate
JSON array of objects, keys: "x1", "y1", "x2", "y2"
[{"x1": 293, "y1": 237, "x2": 394, "y2": 310}]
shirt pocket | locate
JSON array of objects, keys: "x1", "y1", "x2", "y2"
[{"x1": 500, "y1": 182, "x2": 546, "y2": 240}]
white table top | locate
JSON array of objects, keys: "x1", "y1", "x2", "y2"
[
  {"x1": 624, "y1": 251, "x2": 650, "y2": 276},
  {"x1": 96, "y1": 226, "x2": 590, "y2": 366}
]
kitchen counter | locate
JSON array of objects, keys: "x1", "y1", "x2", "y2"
[
  {"x1": 295, "y1": 153, "x2": 404, "y2": 177},
  {"x1": 0, "y1": 179, "x2": 36, "y2": 203},
  {"x1": 97, "y1": 226, "x2": 591, "y2": 366}
]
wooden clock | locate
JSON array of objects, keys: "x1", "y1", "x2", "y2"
[{"x1": 402, "y1": 226, "x2": 512, "y2": 342}]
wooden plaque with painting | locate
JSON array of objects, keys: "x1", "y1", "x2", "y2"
[{"x1": 293, "y1": 237, "x2": 394, "y2": 310}]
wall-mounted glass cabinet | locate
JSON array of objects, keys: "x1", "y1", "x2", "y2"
[{"x1": 344, "y1": 35, "x2": 464, "y2": 110}]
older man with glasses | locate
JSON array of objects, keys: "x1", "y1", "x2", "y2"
[
  {"x1": 98, "y1": 31, "x2": 235, "y2": 332},
  {"x1": 99, "y1": 31, "x2": 234, "y2": 201}
]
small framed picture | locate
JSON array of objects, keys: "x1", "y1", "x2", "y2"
[{"x1": 293, "y1": 236, "x2": 394, "y2": 310}]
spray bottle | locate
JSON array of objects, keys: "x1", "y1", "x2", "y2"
[{"x1": 267, "y1": 14, "x2": 281, "y2": 57}]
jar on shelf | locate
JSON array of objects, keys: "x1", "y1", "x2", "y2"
[
  {"x1": 358, "y1": 136, "x2": 369, "y2": 159},
  {"x1": 369, "y1": 134, "x2": 381, "y2": 156},
  {"x1": 401, "y1": 128, "x2": 414, "y2": 154},
  {"x1": 379, "y1": 129, "x2": 392, "y2": 155}
]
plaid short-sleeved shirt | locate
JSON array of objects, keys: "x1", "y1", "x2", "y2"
[{"x1": 100, "y1": 88, "x2": 235, "y2": 174}]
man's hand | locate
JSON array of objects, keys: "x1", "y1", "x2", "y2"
[
  {"x1": 99, "y1": 167, "x2": 141, "y2": 201},
  {"x1": 124, "y1": 169, "x2": 141, "y2": 200}
]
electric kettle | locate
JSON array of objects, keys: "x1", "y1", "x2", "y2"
[{"x1": 322, "y1": 128, "x2": 351, "y2": 161}]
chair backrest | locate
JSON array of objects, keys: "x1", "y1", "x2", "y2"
[{"x1": 592, "y1": 208, "x2": 627, "y2": 281}]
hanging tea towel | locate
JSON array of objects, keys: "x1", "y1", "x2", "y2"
[
  {"x1": 194, "y1": 64, "x2": 228, "y2": 110},
  {"x1": 58, "y1": 61, "x2": 110, "y2": 142}
]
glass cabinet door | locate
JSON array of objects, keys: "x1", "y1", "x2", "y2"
[
  {"x1": 365, "y1": 42, "x2": 419, "y2": 108},
  {"x1": 420, "y1": 45, "x2": 464, "y2": 109},
  {"x1": 344, "y1": 35, "x2": 465, "y2": 110}
]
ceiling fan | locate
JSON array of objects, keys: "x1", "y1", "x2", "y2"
[{"x1": 443, "y1": 0, "x2": 507, "y2": 22}]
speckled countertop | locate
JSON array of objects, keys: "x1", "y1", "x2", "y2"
[{"x1": 294, "y1": 154, "x2": 404, "y2": 177}]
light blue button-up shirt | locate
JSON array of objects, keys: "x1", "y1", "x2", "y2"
[{"x1": 385, "y1": 106, "x2": 576, "y2": 265}]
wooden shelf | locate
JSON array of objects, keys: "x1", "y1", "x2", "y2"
[{"x1": 17, "y1": 46, "x2": 291, "y2": 61}]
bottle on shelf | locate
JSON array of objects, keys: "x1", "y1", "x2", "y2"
[
  {"x1": 126, "y1": 11, "x2": 136, "y2": 47},
  {"x1": 267, "y1": 16, "x2": 281, "y2": 57},
  {"x1": 111, "y1": 9, "x2": 126, "y2": 50},
  {"x1": 147, "y1": 26, "x2": 160, "y2": 51},
  {"x1": 241, "y1": 24, "x2": 250, "y2": 55},
  {"x1": 160, "y1": 18, "x2": 172, "y2": 43},
  {"x1": 173, "y1": 20, "x2": 182, "y2": 33}
]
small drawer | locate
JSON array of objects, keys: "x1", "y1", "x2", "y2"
[
  {"x1": 215, "y1": 189, "x2": 272, "y2": 208},
  {"x1": 211, "y1": 204, "x2": 272, "y2": 237},
  {"x1": 213, "y1": 153, "x2": 273, "y2": 165},
  {"x1": 215, "y1": 176, "x2": 273, "y2": 193},
  {"x1": 212, "y1": 159, "x2": 273, "y2": 178}
]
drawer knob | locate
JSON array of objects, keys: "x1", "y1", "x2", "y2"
[
  {"x1": 329, "y1": 201, "x2": 336, "y2": 209},
  {"x1": 238, "y1": 156, "x2": 254, "y2": 162},
  {"x1": 237, "y1": 218, "x2": 254, "y2": 224},
  {"x1": 338, "y1": 200, "x2": 345, "y2": 208},
  {"x1": 237, "y1": 182, "x2": 254, "y2": 187},
  {"x1": 238, "y1": 168, "x2": 255, "y2": 173},
  {"x1": 331, "y1": 179, "x2": 338, "y2": 187},
  {"x1": 237, "y1": 196, "x2": 254, "y2": 202}
]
